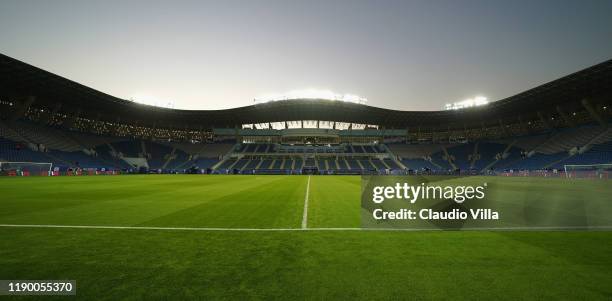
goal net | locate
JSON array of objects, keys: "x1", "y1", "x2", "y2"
[
  {"x1": 0, "y1": 161, "x2": 53, "y2": 176},
  {"x1": 564, "y1": 163, "x2": 612, "y2": 179}
]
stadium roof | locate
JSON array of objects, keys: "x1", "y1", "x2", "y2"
[{"x1": 1, "y1": 53, "x2": 611, "y2": 130}]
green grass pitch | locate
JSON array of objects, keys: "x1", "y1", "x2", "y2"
[{"x1": 1, "y1": 175, "x2": 611, "y2": 300}]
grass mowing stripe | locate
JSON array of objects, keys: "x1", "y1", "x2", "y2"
[
  {"x1": 308, "y1": 175, "x2": 361, "y2": 228},
  {"x1": 0, "y1": 175, "x2": 306, "y2": 228}
]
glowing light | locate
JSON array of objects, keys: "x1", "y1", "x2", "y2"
[
  {"x1": 254, "y1": 89, "x2": 367, "y2": 104},
  {"x1": 444, "y1": 96, "x2": 488, "y2": 110},
  {"x1": 128, "y1": 94, "x2": 175, "y2": 109}
]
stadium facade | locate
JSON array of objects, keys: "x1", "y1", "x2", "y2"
[{"x1": 1, "y1": 53, "x2": 611, "y2": 176}]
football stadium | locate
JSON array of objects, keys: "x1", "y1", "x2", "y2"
[
  {"x1": 1, "y1": 52, "x2": 612, "y2": 299},
  {"x1": 1, "y1": 1, "x2": 612, "y2": 300}
]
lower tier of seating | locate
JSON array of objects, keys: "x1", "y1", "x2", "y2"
[{"x1": 213, "y1": 156, "x2": 402, "y2": 172}]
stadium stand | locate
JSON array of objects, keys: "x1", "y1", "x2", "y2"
[{"x1": 0, "y1": 53, "x2": 611, "y2": 175}]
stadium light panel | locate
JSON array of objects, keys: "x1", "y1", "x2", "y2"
[
  {"x1": 444, "y1": 96, "x2": 489, "y2": 110},
  {"x1": 128, "y1": 94, "x2": 175, "y2": 109},
  {"x1": 254, "y1": 89, "x2": 367, "y2": 104}
]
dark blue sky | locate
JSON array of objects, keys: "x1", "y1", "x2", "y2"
[{"x1": 1, "y1": 0, "x2": 611, "y2": 110}]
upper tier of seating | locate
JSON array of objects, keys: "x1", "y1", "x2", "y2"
[
  {"x1": 533, "y1": 127, "x2": 607, "y2": 155},
  {"x1": 388, "y1": 125, "x2": 612, "y2": 172},
  {"x1": 0, "y1": 121, "x2": 230, "y2": 171},
  {"x1": 1, "y1": 120, "x2": 82, "y2": 152}
]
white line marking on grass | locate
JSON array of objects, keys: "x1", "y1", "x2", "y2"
[
  {"x1": 301, "y1": 175, "x2": 311, "y2": 229},
  {"x1": 1, "y1": 224, "x2": 612, "y2": 232},
  {"x1": 0, "y1": 224, "x2": 300, "y2": 231}
]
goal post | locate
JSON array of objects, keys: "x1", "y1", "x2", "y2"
[
  {"x1": 0, "y1": 161, "x2": 53, "y2": 176},
  {"x1": 564, "y1": 163, "x2": 612, "y2": 179}
]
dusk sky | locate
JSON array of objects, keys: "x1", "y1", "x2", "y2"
[{"x1": 1, "y1": 0, "x2": 611, "y2": 111}]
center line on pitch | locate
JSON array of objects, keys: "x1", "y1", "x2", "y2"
[{"x1": 301, "y1": 175, "x2": 311, "y2": 229}]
